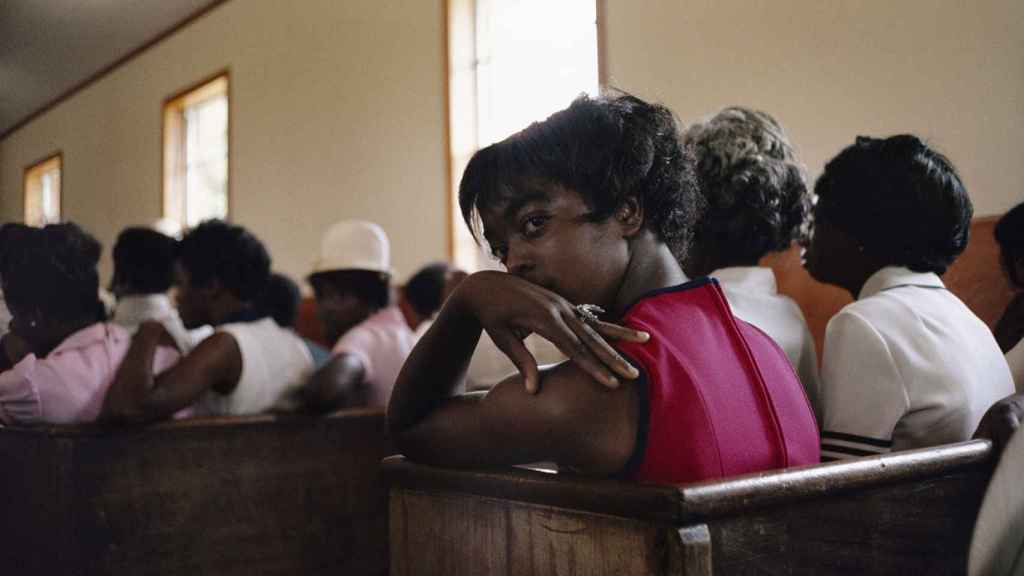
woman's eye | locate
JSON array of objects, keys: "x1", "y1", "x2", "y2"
[{"x1": 522, "y1": 215, "x2": 549, "y2": 238}]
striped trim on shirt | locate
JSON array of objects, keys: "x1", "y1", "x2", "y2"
[{"x1": 820, "y1": 431, "x2": 893, "y2": 462}]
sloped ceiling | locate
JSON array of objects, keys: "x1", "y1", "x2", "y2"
[{"x1": 0, "y1": 0, "x2": 226, "y2": 138}]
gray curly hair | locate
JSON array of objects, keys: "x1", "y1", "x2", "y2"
[{"x1": 682, "y1": 106, "x2": 810, "y2": 271}]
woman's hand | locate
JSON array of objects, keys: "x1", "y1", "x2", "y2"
[
  {"x1": 100, "y1": 321, "x2": 174, "y2": 423},
  {"x1": 451, "y1": 271, "x2": 649, "y2": 394},
  {"x1": 974, "y1": 393, "x2": 1024, "y2": 456}
]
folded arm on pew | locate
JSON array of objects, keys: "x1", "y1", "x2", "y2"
[
  {"x1": 294, "y1": 352, "x2": 366, "y2": 412},
  {"x1": 101, "y1": 321, "x2": 241, "y2": 424},
  {"x1": 387, "y1": 283, "x2": 636, "y2": 475}
]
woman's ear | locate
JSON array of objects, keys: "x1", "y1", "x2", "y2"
[{"x1": 616, "y1": 197, "x2": 644, "y2": 237}]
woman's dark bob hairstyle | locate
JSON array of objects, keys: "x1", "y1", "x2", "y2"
[
  {"x1": 814, "y1": 134, "x2": 973, "y2": 275},
  {"x1": 458, "y1": 91, "x2": 702, "y2": 259}
]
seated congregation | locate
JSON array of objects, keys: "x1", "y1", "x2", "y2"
[{"x1": 0, "y1": 90, "x2": 1022, "y2": 572}]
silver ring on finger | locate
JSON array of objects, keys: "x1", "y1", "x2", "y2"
[{"x1": 574, "y1": 303, "x2": 605, "y2": 324}]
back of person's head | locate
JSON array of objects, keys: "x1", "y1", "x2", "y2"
[
  {"x1": 403, "y1": 262, "x2": 451, "y2": 318},
  {"x1": 459, "y1": 91, "x2": 702, "y2": 259},
  {"x1": 111, "y1": 227, "x2": 177, "y2": 296},
  {"x1": 255, "y1": 272, "x2": 301, "y2": 328},
  {"x1": 682, "y1": 106, "x2": 809, "y2": 270},
  {"x1": 995, "y1": 202, "x2": 1024, "y2": 288},
  {"x1": 0, "y1": 222, "x2": 103, "y2": 325},
  {"x1": 814, "y1": 135, "x2": 972, "y2": 275},
  {"x1": 177, "y1": 220, "x2": 271, "y2": 302}
]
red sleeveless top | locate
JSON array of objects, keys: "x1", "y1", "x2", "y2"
[{"x1": 615, "y1": 279, "x2": 819, "y2": 484}]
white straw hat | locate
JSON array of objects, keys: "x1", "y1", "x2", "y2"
[{"x1": 311, "y1": 220, "x2": 391, "y2": 276}]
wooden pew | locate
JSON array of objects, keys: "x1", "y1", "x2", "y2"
[
  {"x1": 0, "y1": 409, "x2": 391, "y2": 576},
  {"x1": 385, "y1": 440, "x2": 994, "y2": 575}
]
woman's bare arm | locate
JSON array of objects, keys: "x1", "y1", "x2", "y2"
[{"x1": 102, "y1": 322, "x2": 242, "y2": 423}]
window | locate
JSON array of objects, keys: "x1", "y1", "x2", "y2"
[
  {"x1": 163, "y1": 72, "x2": 229, "y2": 229},
  {"x1": 447, "y1": 0, "x2": 600, "y2": 270},
  {"x1": 23, "y1": 153, "x2": 62, "y2": 227}
]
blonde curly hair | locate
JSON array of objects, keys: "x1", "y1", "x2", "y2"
[{"x1": 682, "y1": 107, "x2": 810, "y2": 272}]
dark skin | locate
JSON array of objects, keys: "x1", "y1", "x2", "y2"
[
  {"x1": 295, "y1": 352, "x2": 367, "y2": 412},
  {"x1": 310, "y1": 277, "x2": 375, "y2": 346},
  {"x1": 994, "y1": 294, "x2": 1024, "y2": 353},
  {"x1": 388, "y1": 186, "x2": 684, "y2": 474},
  {"x1": 296, "y1": 277, "x2": 382, "y2": 412},
  {"x1": 101, "y1": 264, "x2": 246, "y2": 423},
  {"x1": 800, "y1": 206, "x2": 889, "y2": 298},
  {"x1": 396, "y1": 289, "x2": 429, "y2": 333},
  {"x1": 993, "y1": 255, "x2": 1024, "y2": 353},
  {"x1": 974, "y1": 393, "x2": 1024, "y2": 456},
  {"x1": 0, "y1": 301, "x2": 97, "y2": 371},
  {"x1": 297, "y1": 283, "x2": 436, "y2": 413}
]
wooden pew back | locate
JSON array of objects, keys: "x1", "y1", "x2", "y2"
[
  {"x1": 0, "y1": 410, "x2": 391, "y2": 576},
  {"x1": 385, "y1": 440, "x2": 994, "y2": 575}
]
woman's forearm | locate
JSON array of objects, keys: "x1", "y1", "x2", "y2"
[
  {"x1": 103, "y1": 328, "x2": 162, "y2": 422},
  {"x1": 387, "y1": 293, "x2": 483, "y2": 433}
]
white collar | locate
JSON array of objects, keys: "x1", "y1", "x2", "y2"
[
  {"x1": 710, "y1": 266, "x2": 778, "y2": 294},
  {"x1": 113, "y1": 293, "x2": 175, "y2": 323},
  {"x1": 858, "y1": 266, "x2": 945, "y2": 300}
]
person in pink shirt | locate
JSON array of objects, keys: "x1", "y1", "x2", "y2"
[
  {"x1": 0, "y1": 223, "x2": 179, "y2": 425},
  {"x1": 297, "y1": 223, "x2": 449, "y2": 410}
]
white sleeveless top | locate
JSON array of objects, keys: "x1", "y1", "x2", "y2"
[{"x1": 197, "y1": 317, "x2": 314, "y2": 415}]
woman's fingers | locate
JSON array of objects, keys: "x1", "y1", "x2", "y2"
[
  {"x1": 590, "y1": 320, "x2": 650, "y2": 344},
  {"x1": 521, "y1": 312, "x2": 617, "y2": 389},
  {"x1": 562, "y1": 311, "x2": 640, "y2": 385},
  {"x1": 490, "y1": 330, "x2": 541, "y2": 394}
]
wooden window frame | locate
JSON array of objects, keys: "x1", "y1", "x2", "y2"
[
  {"x1": 443, "y1": 0, "x2": 606, "y2": 266},
  {"x1": 161, "y1": 69, "x2": 231, "y2": 228},
  {"x1": 23, "y1": 151, "x2": 63, "y2": 226}
]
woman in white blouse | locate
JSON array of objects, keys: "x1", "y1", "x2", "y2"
[
  {"x1": 803, "y1": 135, "x2": 1014, "y2": 460},
  {"x1": 682, "y1": 107, "x2": 821, "y2": 417}
]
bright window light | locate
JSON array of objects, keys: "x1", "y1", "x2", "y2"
[
  {"x1": 449, "y1": 0, "x2": 599, "y2": 270},
  {"x1": 163, "y1": 74, "x2": 229, "y2": 230}
]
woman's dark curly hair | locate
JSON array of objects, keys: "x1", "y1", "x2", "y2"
[
  {"x1": 112, "y1": 227, "x2": 178, "y2": 295},
  {"x1": 814, "y1": 135, "x2": 972, "y2": 275},
  {"x1": 403, "y1": 262, "x2": 450, "y2": 317},
  {"x1": 459, "y1": 91, "x2": 702, "y2": 259},
  {"x1": 177, "y1": 220, "x2": 271, "y2": 302},
  {"x1": 995, "y1": 202, "x2": 1024, "y2": 287},
  {"x1": 682, "y1": 106, "x2": 809, "y2": 266},
  {"x1": 0, "y1": 222, "x2": 103, "y2": 323}
]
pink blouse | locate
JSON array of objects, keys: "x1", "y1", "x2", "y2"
[{"x1": 0, "y1": 323, "x2": 180, "y2": 425}]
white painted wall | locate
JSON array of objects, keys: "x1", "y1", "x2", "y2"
[
  {"x1": 0, "y1": 0, "x2": 448, "y2": 285},
  {"x1": 602, "y1": 0, "x2": 1024, "y2": 216},
  {"x1": 3, "y1": 0, "x2": 1021, "y2": 291}
]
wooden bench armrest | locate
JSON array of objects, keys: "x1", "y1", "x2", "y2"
[
  {"x1": 676, "y1": 439, "x2": 992, "y2": 521},
  {"x1": 0, "y1": 407, "x2": 385, "y2": 438},
  {"x1": 383, "y1": 439, "x2": 994, "y2": 524}
]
